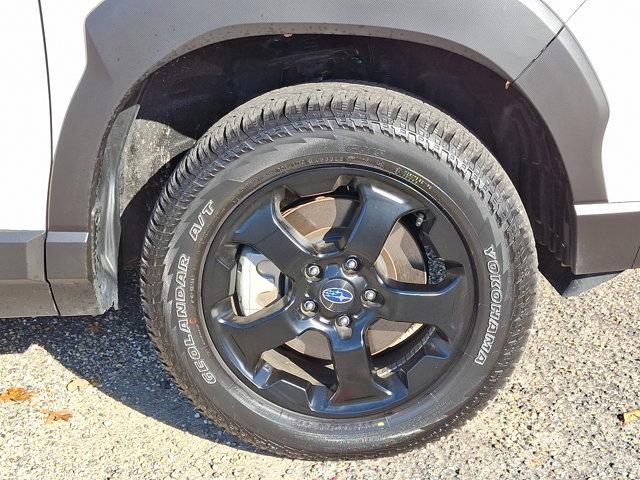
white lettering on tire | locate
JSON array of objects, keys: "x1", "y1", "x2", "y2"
[
  {"x1": 189, "y1": 199, "x2": 215, "y2": 241},
  {"x1": 475, "y1": 245, "x2": 503, "y2": 366},
  {"x1": 174, "y1": 253, "x2": 217, "y2": 384}
]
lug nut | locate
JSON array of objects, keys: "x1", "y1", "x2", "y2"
[
  {"x1": 306, "y1": 264, "x2": 321, "y2": 278},
  {"x1": 363, "y1": 289, "x2": 377, "y2": 302},
  {"x1": 302, "y1": 300, "x2": 318, "y2": 315},
  {"x1": 344, "y1": 257, "x2": 359, "y2": 271},
  {"x1": 336, "y1": 315, "x2": 351, "y2": 327}
]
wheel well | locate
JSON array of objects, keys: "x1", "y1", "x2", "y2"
[{"x1": 119, "y1": 34, "x2": 572, "y2": 280}]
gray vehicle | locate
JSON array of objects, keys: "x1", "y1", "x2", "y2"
[{"x1": 1, "y1": 0, "x2": 638, "y2": 458}]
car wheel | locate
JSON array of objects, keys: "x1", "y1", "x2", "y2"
[{"x1": 141, "y1": 82, "x2": 537, "y2": 459}]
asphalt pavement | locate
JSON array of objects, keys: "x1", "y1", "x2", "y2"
[{"x1": 1, "y1": 269, "x2": 639, "y2": 479}]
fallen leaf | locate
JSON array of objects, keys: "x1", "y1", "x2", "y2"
[
  {"x1": 66, "y1": 378, "x2": 91, "y2": 391},
  {"x1": 87, "y1": 323, "x2": 103, "y2": 333},
  {"x1": 0, "y1": 387, "x2": 35, "y2": 402},
  {"x1": 618, "y1": 409, "x2": 640, "y2": 424},
  {"x1": 42, "y1": 409, "x2": 72, "y2": 424}
]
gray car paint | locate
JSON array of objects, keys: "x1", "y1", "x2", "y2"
[
  {"x1": 516, "y1": 26, "x2": 608, "y2": 204},
  {"x1": 0, "y1": 231, "x2": 58, "y2": 317},
  {"x1": 517, "y1": 26, "x2": 640, "y2": 273},
  {"x1": 49, "y1": 0, "x2": 565, "y2": 228},
  {"x1": 43, "y1": 0, "x2": 614, "y2": 315}
]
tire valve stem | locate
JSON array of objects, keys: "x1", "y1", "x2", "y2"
[{"x1": 415, "y1": 212, "x2": 425, "y2": 228}]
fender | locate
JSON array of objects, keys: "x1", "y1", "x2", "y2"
[{"x1": 46, "y1": 0, "x2": 608, "y2": 314}]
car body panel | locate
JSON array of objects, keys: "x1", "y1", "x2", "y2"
[
  {"x1": 565, "y1": 0, "x2": 640, "y2": 203},
  {"x1": 46, "y1": 0, "x2": 565, "y2": 228},
  {"x1": 1, "y1": 0, "x2": 638, "y2": 317},
  {"x1": 516, "y1": 0, "x2": 640, "y2": 273},
  {"x1": 38, "y1": 0, "x2": 571, "y2": 315},
  {"x1": 0, "y1": 1, "x2": 51, "y2": 232},
  {"x1": 0, "y1": 1, "x2": 57, "y2": 316},
  {"x1": 40, "y1": 0, "x2": 99, "y2": 157},
  {"x1": 542, "y1": 0, "x2": 585, "y2": 22}
]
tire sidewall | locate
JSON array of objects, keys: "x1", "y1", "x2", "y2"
[{"x1": 154, "y1": 129, "x2": 517, "y2": 454}]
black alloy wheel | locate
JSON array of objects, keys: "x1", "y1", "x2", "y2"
[
  {"x1": 202, "y1": 167, "x2": 475, "y2": 417},
  {"x1": 142, "y1": 83, "x2": 537, "y2": 458}
]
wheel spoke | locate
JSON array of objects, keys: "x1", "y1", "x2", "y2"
[
  {"x1": 340, "y1": 181, "x2": 420, "y2": 264},
  {"x1": 379, "y1": 275, "x2": 465, "y2": 341},
  {"x1": 329, "y1": 327, "x2": 391, "y2": 404},
  {"x1": 232, "y1": 193, "x2": 314, "y2": 278},
  {"x1": 282, "y1": 171, "x2": 349, "y2": 198},
  {"x1": 213, "y1": 297, "x2": 304, "y2": 372},
  {"x1": 420, "y1": 207, "x2": 468, "y2": 264},
  {"x1": 404, "y1": 337, "x2": 452, "y2": 389}
]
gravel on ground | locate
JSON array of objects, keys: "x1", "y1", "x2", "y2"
[{"x1": 1, "y1": 270, "x2": 639, "y2": 479}]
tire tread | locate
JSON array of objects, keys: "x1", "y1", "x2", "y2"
[{"x1": 141, "y1": 82, "x2": 537, "y2": 459}]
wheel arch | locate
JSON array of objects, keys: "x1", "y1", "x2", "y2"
[{"x1": 46, "y1": 0, "x2": 606, "y2": 314}]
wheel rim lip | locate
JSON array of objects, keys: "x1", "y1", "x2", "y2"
[{"x1": 200, "y1": 164, "x2": 477, "y2": 418}]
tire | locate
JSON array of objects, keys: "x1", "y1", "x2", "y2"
[{"x1": 141, "y1": 82, "x2": 537, "y2": 459}]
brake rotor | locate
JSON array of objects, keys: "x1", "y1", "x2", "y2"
[{"x1": 235, "y1": 196, "x2": 427, "y2": 360}]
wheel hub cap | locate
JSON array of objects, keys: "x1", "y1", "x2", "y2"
[{"x1": 320, "y1": 279, "x2": 355, "y2": 312}]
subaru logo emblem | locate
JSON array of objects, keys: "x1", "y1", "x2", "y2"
[{"x1": 322, "y1": 287, "x2": 353, "y2": 304}]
